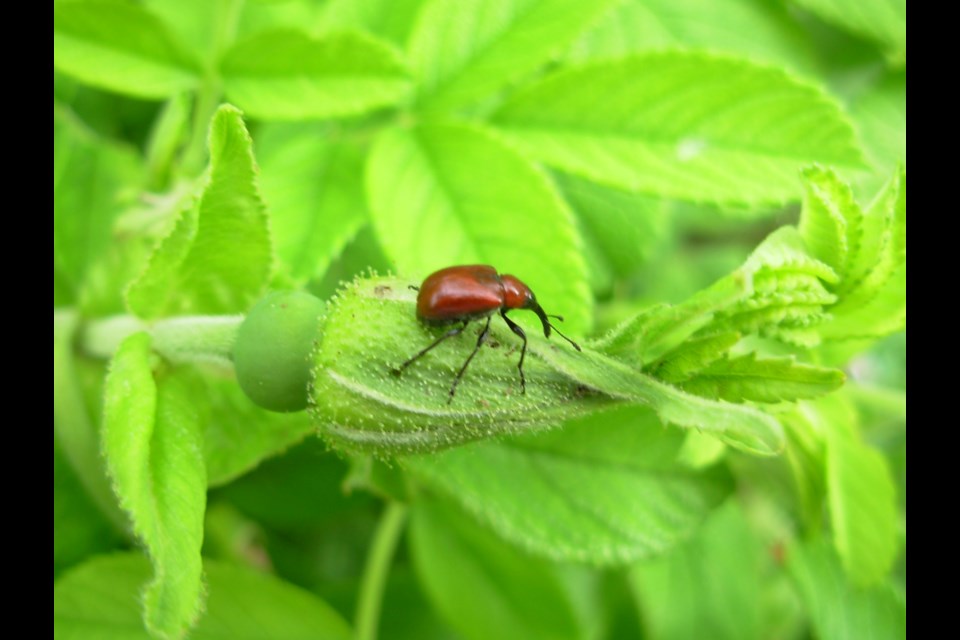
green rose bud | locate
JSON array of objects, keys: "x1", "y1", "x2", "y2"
[{"x1": 234, "y1": 291, "x2": 326, "y2": 412}]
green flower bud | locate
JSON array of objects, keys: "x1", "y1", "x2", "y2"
[
  {"x1": 310, "y1": 277, "x2": 609, "y2": 455},
  {"x1": 234, "y1": 291, "x2": 326, "y2": 412}
]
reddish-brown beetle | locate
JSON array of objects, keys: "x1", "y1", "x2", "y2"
[{"x1": 394, "y1": 265, "x2": 581, "y2": 401}]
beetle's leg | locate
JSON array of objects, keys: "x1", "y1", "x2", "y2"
[
  {"x1": 500, "y1": 310, "x2": 528, "y2": 394},
  {"x1": 394, "y1": 321, "x2": 468, "y2": 375},
  {"x1": 448, "y1": 316, "x2": 492, "y2": 403}
]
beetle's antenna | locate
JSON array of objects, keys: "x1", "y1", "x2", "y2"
[
  {"x1": 533, "y1": 305, "x2": 581, "y2": 351},
  {"x1": 408, "y1": 285, "x2": 420, "y2": 292},
  {"x1": 548, "y1": 322, "x2": 581, "y2": 351}
]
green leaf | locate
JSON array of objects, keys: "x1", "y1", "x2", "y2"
[
  {"x1": 681, "y1": 352, "x2": 845, "y2": 403},
  {"x1": 836, "y1": 167, "x2": 905, "y2": 304},
  {"x1": 827, "y1": 428, "x2": 899, "y2": 586},
  {"x1": 102, "y1": 333, "x2": 207, "y2": 639},
  {"x1": 780, "y1": 406, "x2": 828, "y2": 526},
  {"x1": 54, "y1": 106, "x2": 142, "y2": 294},
  {"x1": 791, "y1": 0, "x2": 906, "y2": 62},
  {"x1": 220, "y1": 29, "x2": 412, "y2": 121},
  {"x1": 127, "y1": 105, "x2": 273, "y2": 318},
  {"x1": 649, "y1": 332, "x2": 742, "y2": 383},
  {"x1": 592, "y1": 271, "x2": 751, "y2": 366},
  {"x1": 491, "y1": 53, "x2": 865, "y2": 205},
  {"x1": 714, "y1": 227, "x2": 839, "y2": 347},
  {"x1": 312, "y1": 275, "x2": 785, "y2": 457},
  {"x1": 319, "y1": 0, "x2": 426, "y2": 47},
  {"x1": 530, "y1": 333, "x2": 785, "y2": 454},
  {"x1": 569, "y1": 0, "x2": 818, "y2": 75},
  {"x1": 54, "y1": 0, "x2": 200, "y2": 98},
  {"x1": 142, "y1": 0, "x2": 220, "y2": 63},
  {"x1": 554, "y1": 172, "x2": 669, "y2": 295},
  {"x1": 798, "y1": 165, "x2": 862, "y2": 279},
  {"x1": 404, "y1": 405, "x2": 734, "y2": 564},
  {"x1": 54, "y1": 553, "x2": 354, "y2": 639},
  {"x1": 409, "y1": 0, "x2": 617, "y2": 114},
  {"x1": 366, "y1": 122, "x2": 592, "y2": 334},
  {"x1": 629, "y1": 500, "x2": 766, "y2": 640},
  {"x1": 788, "y1": 540, "x2": 905, "y2": 640},
  {"x1": 850, "y1": 71, "x2": 906, "y2": 195},
  {"x1": 257, "y1": 124, "x2": 367, "y2": 283},
  {"x1": 803, "y1": 166, "x2": 906, "y2": 342},
  {"x1": 410, "y1": 498, "x2": 588, "y2": 640}
]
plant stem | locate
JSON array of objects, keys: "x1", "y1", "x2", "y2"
[
  {"x1": 180, "y1": 0, "x2": 244, "y2": 174},
  {"x1": 355, "y1": 502, "x2": 408, "y2": 640},
  {"x1": 82, "y1": 314, "x2": 244, "y2": 368}
]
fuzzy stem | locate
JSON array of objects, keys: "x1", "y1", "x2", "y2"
[
  {"x1": 82, "y1": 314, "x2": 244, "y2": 367},
  {"x1": 355, "y1": 502, "x2": 408, "y2": 640}
]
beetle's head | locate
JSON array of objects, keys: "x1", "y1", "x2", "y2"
[
  {"x1": 500, "y1": 274, "x2": 535, "y2": 312},
  {"x1": 501, "y1": 274, "x2": 581, "y2": 350}
]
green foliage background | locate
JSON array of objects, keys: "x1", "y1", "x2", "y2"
[{"x1": 54, "y1": 0, "x2": 905, "y2": 638}]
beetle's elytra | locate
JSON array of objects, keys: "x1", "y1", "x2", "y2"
[{"x1": 394, "y1": 265, "x2": 581, "y2": 402}]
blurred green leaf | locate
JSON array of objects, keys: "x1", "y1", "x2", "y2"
[
  {"x1": 409, "y1": 0, "x2": 617, "y2": 114},
  {"x1": 570, "y1": 0, "x2": 818, "y2": 75},
  {"x1": 827, "y1": 426, "x2": 898, "y2": 586},
  {"x1": 404, "y1": 406, "x2": 734, "y2": 565},
  {"x1": 144, "y1": 93, "x2": 191, "y2": 189},
  {"x1": 380, "y1": 566, "x2": 461, "y2": 640},
  {"x1": 492, "y1": 53, "x2": 865, "y2": 205},
  {"x1": 54, "y1": 312, "x2": 127, "y2": 532},
  {"x1": 54, "y1": 553, "x2": 354, "y2": 639},
  {"x1": 792, "y1": 0, "x2": 905, "y2": 62},
  {"x1": 320, "y1": 0, "x2": 426, "y2": 46},
  {"x1": 409, "y1": 498, "x2": 588, "y2": 640},
  {"x1": 221, "y1": 30, "x2": 412, "y2": 121},
  {"x1": 257, "y1": 123, "x2": 367, "y2": 283},
  {"x1": 127, "y1": 105, "x2": 273, "y2": 318},
  {"x1": 102, "y1": 334, "x2": 207, "y2": 639},
  {"x1": 54, "y1": 438, "x2": 124, "y2": 578},
  {"x1": 54, "y1": 0, "x2": 201, "y2": 99},
  {"x1": 681, "y1": 352, "x2": 845, "y2": 403},
  {"x1": 788, "y1": 540, "x2": 905, "y2": 640},
  {"x1": 142, "y1": 0, "x2": 220, "y2": 62},
  {"x1": 554, "y1": 172, "x2": 669, "y2": 296},
  {"x1": 54, "y1": 106, "x2": 142, "y2": 296},
  {"x1": 850, "y1": 71, "x2": 905, "y2": 195},
  {"x1": 211, "y1": 439, "x2": 369, "y2": 530},
  {"x1": 366, "y1": 122, "x2": 592, "y2": 334},
  {"x1": 185, "y1": 372, "x2": 316, "y2": 487},
  {"x1": 629, "y1": 500, "x2": 765, "y2": 640}
]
